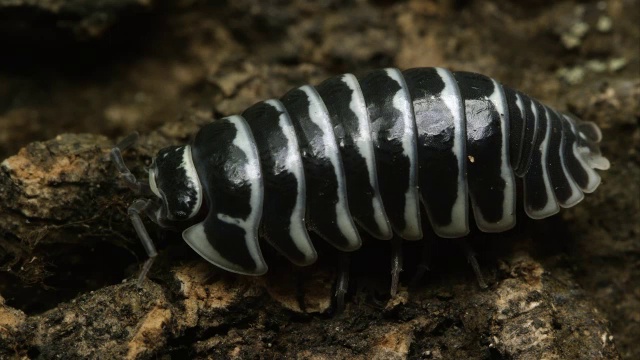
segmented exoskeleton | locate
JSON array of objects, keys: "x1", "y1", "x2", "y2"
[{"x1": 111, "y1": 67, "x2": 609, "y2": 292}]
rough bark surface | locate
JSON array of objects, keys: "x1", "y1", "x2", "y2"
[{"x1": 0, "y1": 0, "x2": 638, "y2": 359}]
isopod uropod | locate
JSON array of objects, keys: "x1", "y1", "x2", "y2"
[{"x1": 111, "y1": 67, "x2": 609, "y2": 293}]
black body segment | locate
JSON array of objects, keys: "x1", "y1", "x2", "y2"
[
  {"x1": 510, "y1": 90, "x2": 539, "y2": 177},
  {"x1": 502, "y1": 87, "x2": 526, "y2": 171},
  {"x1": 359, "y1": 68, "x2": 422, "y2": 239},
  {"x1": 572, "y1": 117, "x2": 610, "y2": 172},
  {"x1": 576, "y1": 120, "x2": 603, "y2": 143},
  {"x1": 183, "y1": 115, "x2": 267, "y2": 275},
  {"x1": 564, "y1": 115, "x2": 607, "y2": 192},
  {"x1": 242, "y1": 100, "x2": 317, "y2": 266},
  {"x1": 134, "y1": 67, "x2": 610, "y2": 278},
  {"x1": 403, "y1": 67, "x2": 469, "y2": 238},
  {"x1": 544, "y1": 107, "x2": 573, "y2": 204},
  {"x1": 559, "y1": 115, "x2": 591, "y2": 190},
  {"x1": 151, "y1": 145, "x2": 202, "y2": 221},
  {"x1": 280, "y1": 85, "x2": 361, "y2": 251},
  {"x1": 546, "y1": 108, "x2": 583, "y2": 207},
  {"x1": 316, "y1": 74, "x2": 392, "y2": 240},
  {"x1": 453, "y1": 71, "x2": 516, "y2": 232},
  {"x1": 523, "y1": 100, "x2": 559, "y2": 219}
]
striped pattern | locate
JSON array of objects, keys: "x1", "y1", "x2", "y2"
[
  {"x1": 183, "y1": 115, "x2": 267, "y2": 275},
  {"x1": 159, "y1": 67, "x2": 609, "y2": 275},
  {"x1": 149, "y1": 145, "x2": 203, "y2": 221},
  {"x1": 453, "y1": 72, "x2": 516, "y2": 232}
]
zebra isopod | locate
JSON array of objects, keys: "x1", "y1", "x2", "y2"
[{"x1": 111, "y1": 67, "x2": 610, "y2": 284}]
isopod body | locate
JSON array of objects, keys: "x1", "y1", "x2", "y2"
[{"x1": 114, "y1": 67, "x2": 610, "y2": 278}]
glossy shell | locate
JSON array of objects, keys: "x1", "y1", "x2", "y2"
[{"x1": 150, "y1": 67, "x2": 610, "y2": 276}]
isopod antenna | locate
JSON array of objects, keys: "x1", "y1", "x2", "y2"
[{"x1": 110, "y1": 133, "x2": 159, "y2": 285}]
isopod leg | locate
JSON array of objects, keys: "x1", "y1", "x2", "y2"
[
  {"x1": 110, "y1": 132, "x2": 151, "y2": 195},
  {"x1": 390, "y1": 237, "x2": 403, "y2": 296},
  {"x1": 460, "y1": 239, "x2": 488, "y2": 289},
  {"x1": 128, "y1": 198, "x2": 158, "y2": 286},
  {"x1": 334, "y1": 253, "x2": 350, "y2": 313}
]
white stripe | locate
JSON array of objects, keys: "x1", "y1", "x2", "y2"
[
  {"x1": 182, "y1": 145, "x2": 203, "y2": 218},
  {"x1": 217, "y1": 115, "x2": 265, "y2": 268},
  {"x1": 578, "y1": 121, "x2": 603, "y2": 143},
  {"x1": 476, "y1": 79, "x2": 516, "y2": 232},
  {"x1": 514, "y1": 93, "x2": 526, "y2": 119},
  {"x1": 433, "y1": 67, "x2": 469, "y2": 237},
  {"x1": 574, "y1": 144, "x2": 602, "y2": 192},
  {"x1": 182, "y1": 223, "x2": 242, "y2": 274},
  {"x1": 300, "y1": 85, "x2": 360, "y2": 249},
  {"x1": 266, "y1": 99, "x2": 317, "y2": 264},
  {"x1": 513, "y1": 93, "x2": 527, "y2": 167},
  {"x1": 564, "y1": 115, "x2": 602, "y2": 193},
  {"x1": 341, "y1": 74, "x2": 392, "y2": 239},
  {"x1": 385, "y1": 68, "x2": 422, "y2": 239},
  {"x1": 552, "y1": 111, "x2": 584, "y2": 208},
  {"x1": 525, "y1": 106, "x2": 560, "y2": 219},
  {"x1": 148, "y1": 168, "x2": 160, "y2": 198},
  {"x1": 579, "y1": 142, "x2": 610, "y2": 170},
  {"x1": 569, "y1": 117, "x2": 610, "y2": 170},
  {"x1": 182, "y1": 115, "x2": 266, "y2": 275},
  {"x1": 587, "y1": 152, "x2": 611, "y2": 171}
]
